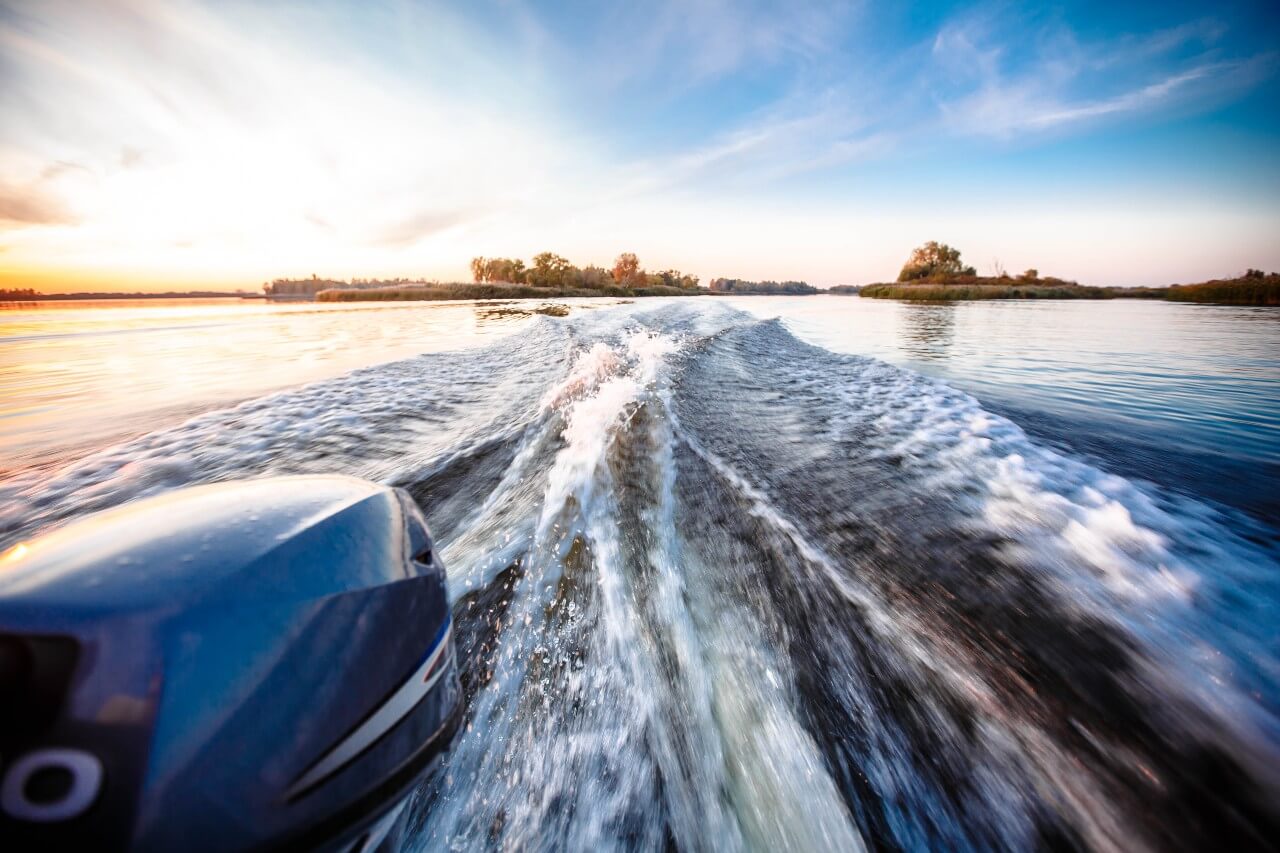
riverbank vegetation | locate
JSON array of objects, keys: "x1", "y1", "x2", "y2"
[
  {"x1": 317, "y1": 281, "x2": 700, "y2": 302},
  {"x1": 861, "y1": 283, "x2": 1118, "y2": 300},
  {"x1": 709, "y1": 278, "x2": 819, "y2": 294},
  {"x1": 863, "y1": 242, "x2": 1102, "y2": 299},
  {"x1": 1165, "y1": 271, "x2": 1280, "y2": 305},
  {"x1": 864, "y1": 242, "x2": 1279, "y2": 305},
  {"x1": 299, "y1": 252, "x2": 704, "y2": 302},
  {"x1": 470, "y1": 252, "x2": 700, "y2": 291},
  {"x1": 897, "y1": 241, "x2": 977, "y2": 281}
]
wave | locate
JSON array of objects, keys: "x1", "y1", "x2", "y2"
[{"x1": 1, "y1": 301, "x2": 1276, "y2": 850}]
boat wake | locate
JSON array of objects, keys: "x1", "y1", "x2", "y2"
[{"x1": 2, "y1": 301, "x2": 1276, "y2": 850}]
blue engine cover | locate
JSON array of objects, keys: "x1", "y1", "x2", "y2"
[{"x1": 0, "y1": 476, "x2": 461, "y2": 851}]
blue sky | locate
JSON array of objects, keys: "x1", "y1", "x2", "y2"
[{"x1": 1, "y1": 0, "x2": 1277, "y2": 289}]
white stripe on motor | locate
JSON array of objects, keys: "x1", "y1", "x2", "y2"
[{"x1": 287, "y1": 624, "x2": 453, "y2": 799}]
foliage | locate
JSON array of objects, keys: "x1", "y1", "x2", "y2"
[
  {"x1": 644, "y1": 269, "x2": 699, "y2": 289},
  {"x1": 827, "y1": 285, "x2": 861, "y2": 294},
  {"x1": 1165, "y1": 274, "x2": 1280, "y2": 305},
  {"x1": 316, "y1": 282, "x2": 705, "y2": 302},
  {"x1": 612, "y1": 252, "x2": 642, "y2": 285},
  {"x1": 471, "y1": 257, "x2": 527, "y2": 284},
  {"x1": 897, "y1": 241, "x2": 977, "y2": 282},
  {"x1": 575, "y1": 265, "x2": 612, "y2": 289},
  {"x1": 526, "y1": 252, "x2": 573, "y2": 288},
  {"x1": 708, "y1": 278, "x2": 819, "y2": 294},
  {"x1": 468, "y1": 252, "x2": 698, "y2": 292},
  {"x1": 861, "y1": 283, "x2": 1117, "y2": 301}
]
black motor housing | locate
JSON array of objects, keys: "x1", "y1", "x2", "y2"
[{"x1": 0, "y1": 476, "x2": 461, "y2": 851}]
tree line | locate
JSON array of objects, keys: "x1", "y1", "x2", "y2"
[
  {"x1": 708, "y1": 278, "x2": 818, "y2": 294},
  {"x1": 470, "y1": 252, "x2": 699, "y2": 290}
]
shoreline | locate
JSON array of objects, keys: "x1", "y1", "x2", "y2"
[
  {"x1": 860, "y1": 275, "x2": 1279, "y2": 306},
  {"x1": 316, "y1": 283, "x2": 705, "y2": 302}
]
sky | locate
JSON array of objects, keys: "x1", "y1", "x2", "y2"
[{"x1": 1, "y1": 0, "x2": 1278, "y2": 291}]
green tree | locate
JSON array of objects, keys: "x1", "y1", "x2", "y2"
[
  {"x1": 651, "y1": 269, "x2": 699, "y2": 289},
  {"x1": 529, "y1": 252, "x2": 572, "y2": 287},
  {"x1": 577, "y1": 265, "x2": 611, "y2": 288},
  {"x1": 897, "y1": 241, "x2": 976, "y2": 282}
]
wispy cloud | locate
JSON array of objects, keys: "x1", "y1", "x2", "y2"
[
  {"x1": 584, "y1": 0, "x2": 851, "y2": 91},
  {"x1": 930, "y1": 13, "x2": 1273, "y2": 138},
  {"x1": 0, "y1": 184, "x2": 76, "y2": 225},
  {"x1": 0, "y1": 0, "x2": 1275, "y2": 290},
  {"x1": 369, "y1": 207, "x2": 484, "y2": 249},
  {"x1": 0, "y1": 0, "x2": 569, "y2": 266},
  {"x1": 615, "y1": 98, "x2": 890, "y2": 195}
]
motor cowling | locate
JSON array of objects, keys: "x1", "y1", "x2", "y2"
[{"x1": 0, "y1": 476, "x2": 461, "y2": 851}]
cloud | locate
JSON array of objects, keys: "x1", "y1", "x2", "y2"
[
  {"x1": 0, "y1": 0, "x2": 566, "y2": 267},
  {"x1": 930, "y1": 14, "x2": 1274, "y2": 138},
  {"x1": 369, "y1": 208, "x2": 481, "y2": 248},
  {"x1": 616, "y1": 99, "x2": 890, "y2": 196},
  {"x1": 578, "y1": 0, "x2": 852, "y2": 92},
  {"x1": 39, "y1": 160, "x2": 90, "y2": 181},
  {"x1": 0, "y1": 185, "x2": 76, "y2": 225},
  {"x1": 119, "y1": 146, "x2": 146, "y2": 168}
]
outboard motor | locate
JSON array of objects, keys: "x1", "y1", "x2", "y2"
[{"x1": 0, "y1": 476, "x2": 461, "y2": 851}]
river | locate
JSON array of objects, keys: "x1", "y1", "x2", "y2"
[{"x1": 1, "y1": 296, "x2": 1277, "y2": 850}]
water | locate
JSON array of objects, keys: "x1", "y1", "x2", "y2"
[
  {"x1": 0, "y1": 298, "x2": 553, "y2": 469},
  {"x1": 1, "y1": 296, "x2": 1278, "y2": 850}
]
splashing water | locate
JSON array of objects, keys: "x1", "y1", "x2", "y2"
[{"x1": 2, "y1": 302, "x2": 1277, "y2": 851}]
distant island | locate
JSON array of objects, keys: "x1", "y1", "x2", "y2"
[
  {"x1": 708, "y1": 278, "x2": 819, "y2": 295},
  {"x1": 300, "y1": 254, "x2": 843, "y2": 302},
  {"x1": 860, "y1": 242, "x2": 1280, "y2": 305},
  {"x1": 296, "y1": 252, "x2": 707, "y2": 302},
  {"x1": 0, "y1": 288, "x2": 258, "y2": 301},
  {"x1": 10, "y1": 245, "x2": 1274, "y2": 307}
]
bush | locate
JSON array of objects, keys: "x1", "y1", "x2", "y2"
[
  {"x1": 897, "y1": 241, "x2": 976, "y2": 281},
  {"x1": 1165, "y1": 275, "x2": 1280, "y2": 305},
  {"x1": 860, "y1": 283, "x2": 1116, "y2": 301}
]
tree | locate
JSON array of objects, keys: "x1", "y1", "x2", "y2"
[
  {"x1": 529, "y1": 252, "x2": 572, "y2": 287},
  {"x1": 577, "y1": 265, "x2": 611, "y2": 288},
  {"x1": 652, "y1": 269, "x2": 699, "y2": 289},
  {"x1": 472, "y1": 257, "x2": 527, "y2": 283},
  {"x1": 897, "y1": 241, "x2": 977, "y2": 282},
  {"x1": 612, "y1": 252, "x2": 643, "y2": 285}
]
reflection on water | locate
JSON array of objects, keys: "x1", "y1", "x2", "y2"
[
  {"x1": 723, "y1": 296, "x2": 1280, "y2": 522},
  {"x1": 0, "y1": 298, "x2": 605, "y2": 468},
  {"x1": 3, "y1": 295, "x2": 1278, "y2": 523},
  {"x1": 899, "y1": 303, "x2": 955, "y2": 361},
  {"x1": 2, "y1": 300, "x2": 1276, "y2": 850}
]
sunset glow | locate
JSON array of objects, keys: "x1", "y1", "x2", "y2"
[{"x1": 2, "y1": 0, "x2": 1278, "y2": 290}]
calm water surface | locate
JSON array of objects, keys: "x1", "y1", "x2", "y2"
[
  {"x1": 0, "y1": 298, "x2": 548, "y2": 467},
  {"x1": 1, "y1": 295, "x2": 1277, "y2": 850}
]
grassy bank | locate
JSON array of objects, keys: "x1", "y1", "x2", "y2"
[
  {"x1": 317, "y1": 282, "x2": 703, "y2": 302},
  {"x1": 860, "y1": 283, "x2": 1119, "y2": 300},
  {"x1": 1165, "y1": 275, "x2": 1280, "y2": 306},
  {"x1": 861, "y1": 274, "x2": 1280, "y2": 305}
]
